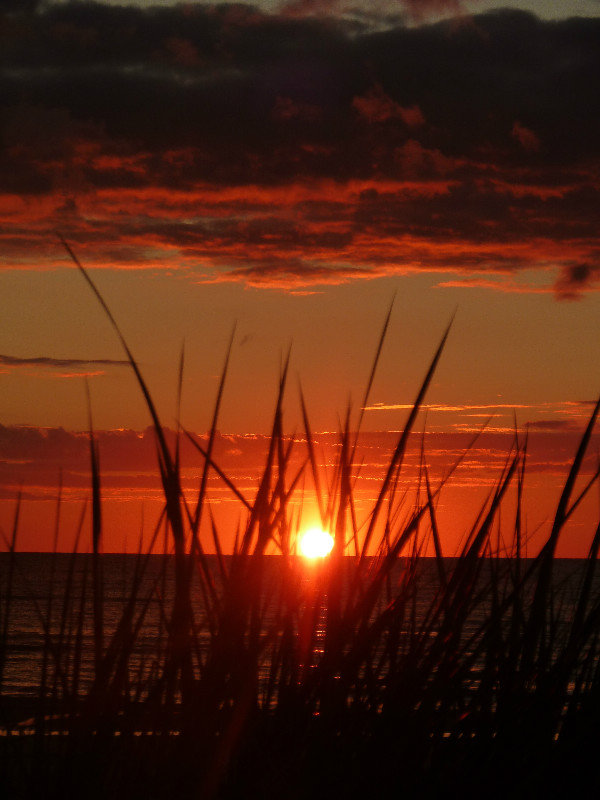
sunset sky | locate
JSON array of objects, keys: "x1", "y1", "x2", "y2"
[{"x1": 1, "y1": 0, "x2": 599, "y2": 555}]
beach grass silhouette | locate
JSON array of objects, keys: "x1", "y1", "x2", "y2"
[{"x1": 1, "y1": 243, "x2": 600, "y2": 799}]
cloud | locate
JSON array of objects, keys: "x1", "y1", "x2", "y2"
[
  {"x1": 402, "y1": 0, "x2": 466, "y2": 23},
  {"x1": 0, "y1": 354, "x2": 129, "y2": 377},
  {"x1": 1, "y1": 422, "x2": 597, "y2": 508},
  {"x1": 353, "y1": 85, "x2": 425, "y2": 126},
  {"x1": 365, "y1": 401, "x2": 538, "y2": 411},
  {"x1": 0, "y1": 355, "x2": 129, "y2": 368},
  {"x1": 511, "y1": 121, "x2": 540, "y2": 152},
  {"x1": 202, "y1": 258, "x2": 377, "y2": 289},
  {"x1": 527, "y1": 420, "x2": 579, "y2": 431},
  {"x1": 434, "y1": 277, "x2": 552, "y2": 295},
  {"x1": 364, "y1": 400, "x2": 597, "y2": 430},
  {"x1": 279, "y1": 0, "x2": 472, "y2": 23},
  {"x1": 0, "y1": 5, "x2": 598, "y2": 291},
  {"x1": 553, "y1": 263, "x2": 600, "y2": 301},
  {"x1": 279, "y1": 0, "x2": 344, "y2": 16}
]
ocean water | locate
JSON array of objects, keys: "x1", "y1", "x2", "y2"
[{"x1": 0, "y1": 553, "x2": 592, "y2": 700}]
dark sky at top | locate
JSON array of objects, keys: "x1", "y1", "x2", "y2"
[{"x1": 1, "y1": 1, "x2": 598, "y2": 295}]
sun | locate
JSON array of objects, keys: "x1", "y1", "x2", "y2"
[{"x1": 298, "y1": 527, "x2": 335, "y2": 559}]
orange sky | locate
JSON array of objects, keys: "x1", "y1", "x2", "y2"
[
  {"x1": 1, "y1": 423, "x2": 598, "y2": 557},
  {"x1": 1, "y1": 1, "x2": 599, "y2": 555}
]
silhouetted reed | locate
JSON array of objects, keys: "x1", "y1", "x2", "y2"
[{"x1": 1, "y1": 245, "x2": 599, "y2": 799}]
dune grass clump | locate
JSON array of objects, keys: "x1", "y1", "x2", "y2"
[{"x1": 1, "y1": 246, "x2": 600, "y2": 799}]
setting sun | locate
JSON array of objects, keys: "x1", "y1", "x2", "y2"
[{"x1": 298, "y1": 527, "x2": 335, "y2": 559}]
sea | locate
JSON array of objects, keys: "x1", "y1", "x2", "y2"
[{"x1": 0, "y1": 553, "x2": 593, "y2": 701}]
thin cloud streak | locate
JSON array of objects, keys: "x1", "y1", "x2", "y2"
[
  {"x1": 0, "y1": 355, "x2": 129, "y2": 369},
  {"x1": 0, "y1": 354, "x2": 130, "y2": 378},
  {"x1": 364, "y1": 400, "x2": 596, "y2": 414},
  {"x1": 1, "y1": 424, "x2": 597, "y2": 498}
]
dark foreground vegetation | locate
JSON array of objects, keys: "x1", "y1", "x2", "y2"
[{"x1": 2, "y1": 248, "x2": 600, "y2": 798}]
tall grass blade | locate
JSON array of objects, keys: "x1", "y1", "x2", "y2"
[{"x1": 360, "y1": 315, "x2": 454, "y2": 560}]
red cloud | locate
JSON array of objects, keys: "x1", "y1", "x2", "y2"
[
  {"x1": 553, "y1": 263, "x2": 600, "y2": 301},
  {"x1": 0, "y1": 354, "x2": 129, "y2": 379},
  {"x1": 2, "y1": 422, "x2": 598, "y2": 554},
  {"x1": 512, "y1": 121, "x2": 541, "y2": 152},
  {"x1": 403, "y1": 0, "x2": 466, "y2": 22},
  {"x1": 272, "y1": 96, "x2": 323, "y2": 122},
  {"x1": 279, "y1": 0, "x2": 343, "y2": 17},
  {"x1": 164, "y1": 37, "x2": 201, "y2": 67},
  {"x1": 2, "y1": 174, "x2": 597, "y2": 295},
  {"x1": 280, "y1": 0, "x2": 472, "y2": 22},
  {"x1": 353, "y1": 85, "x2": 425, "y2": 127},
  {"x1": 0, "y1": 8, "x2": 598, "y2": 295}
]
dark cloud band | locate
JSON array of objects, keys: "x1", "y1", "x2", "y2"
[
  {"x1": 0, "y1": 4, "x2": 598, "y2": 295},
  {"x1": 0, "y1": 355, "x2": 129, "y2": 369}
]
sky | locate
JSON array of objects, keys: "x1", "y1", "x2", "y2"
[{"x1": 1, "y1": 1, "x2": 599, "y2": 554}]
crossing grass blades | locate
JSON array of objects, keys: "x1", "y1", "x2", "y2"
[{"x1": 1, "y1": 241, "x2": 600, "y2": 799}]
